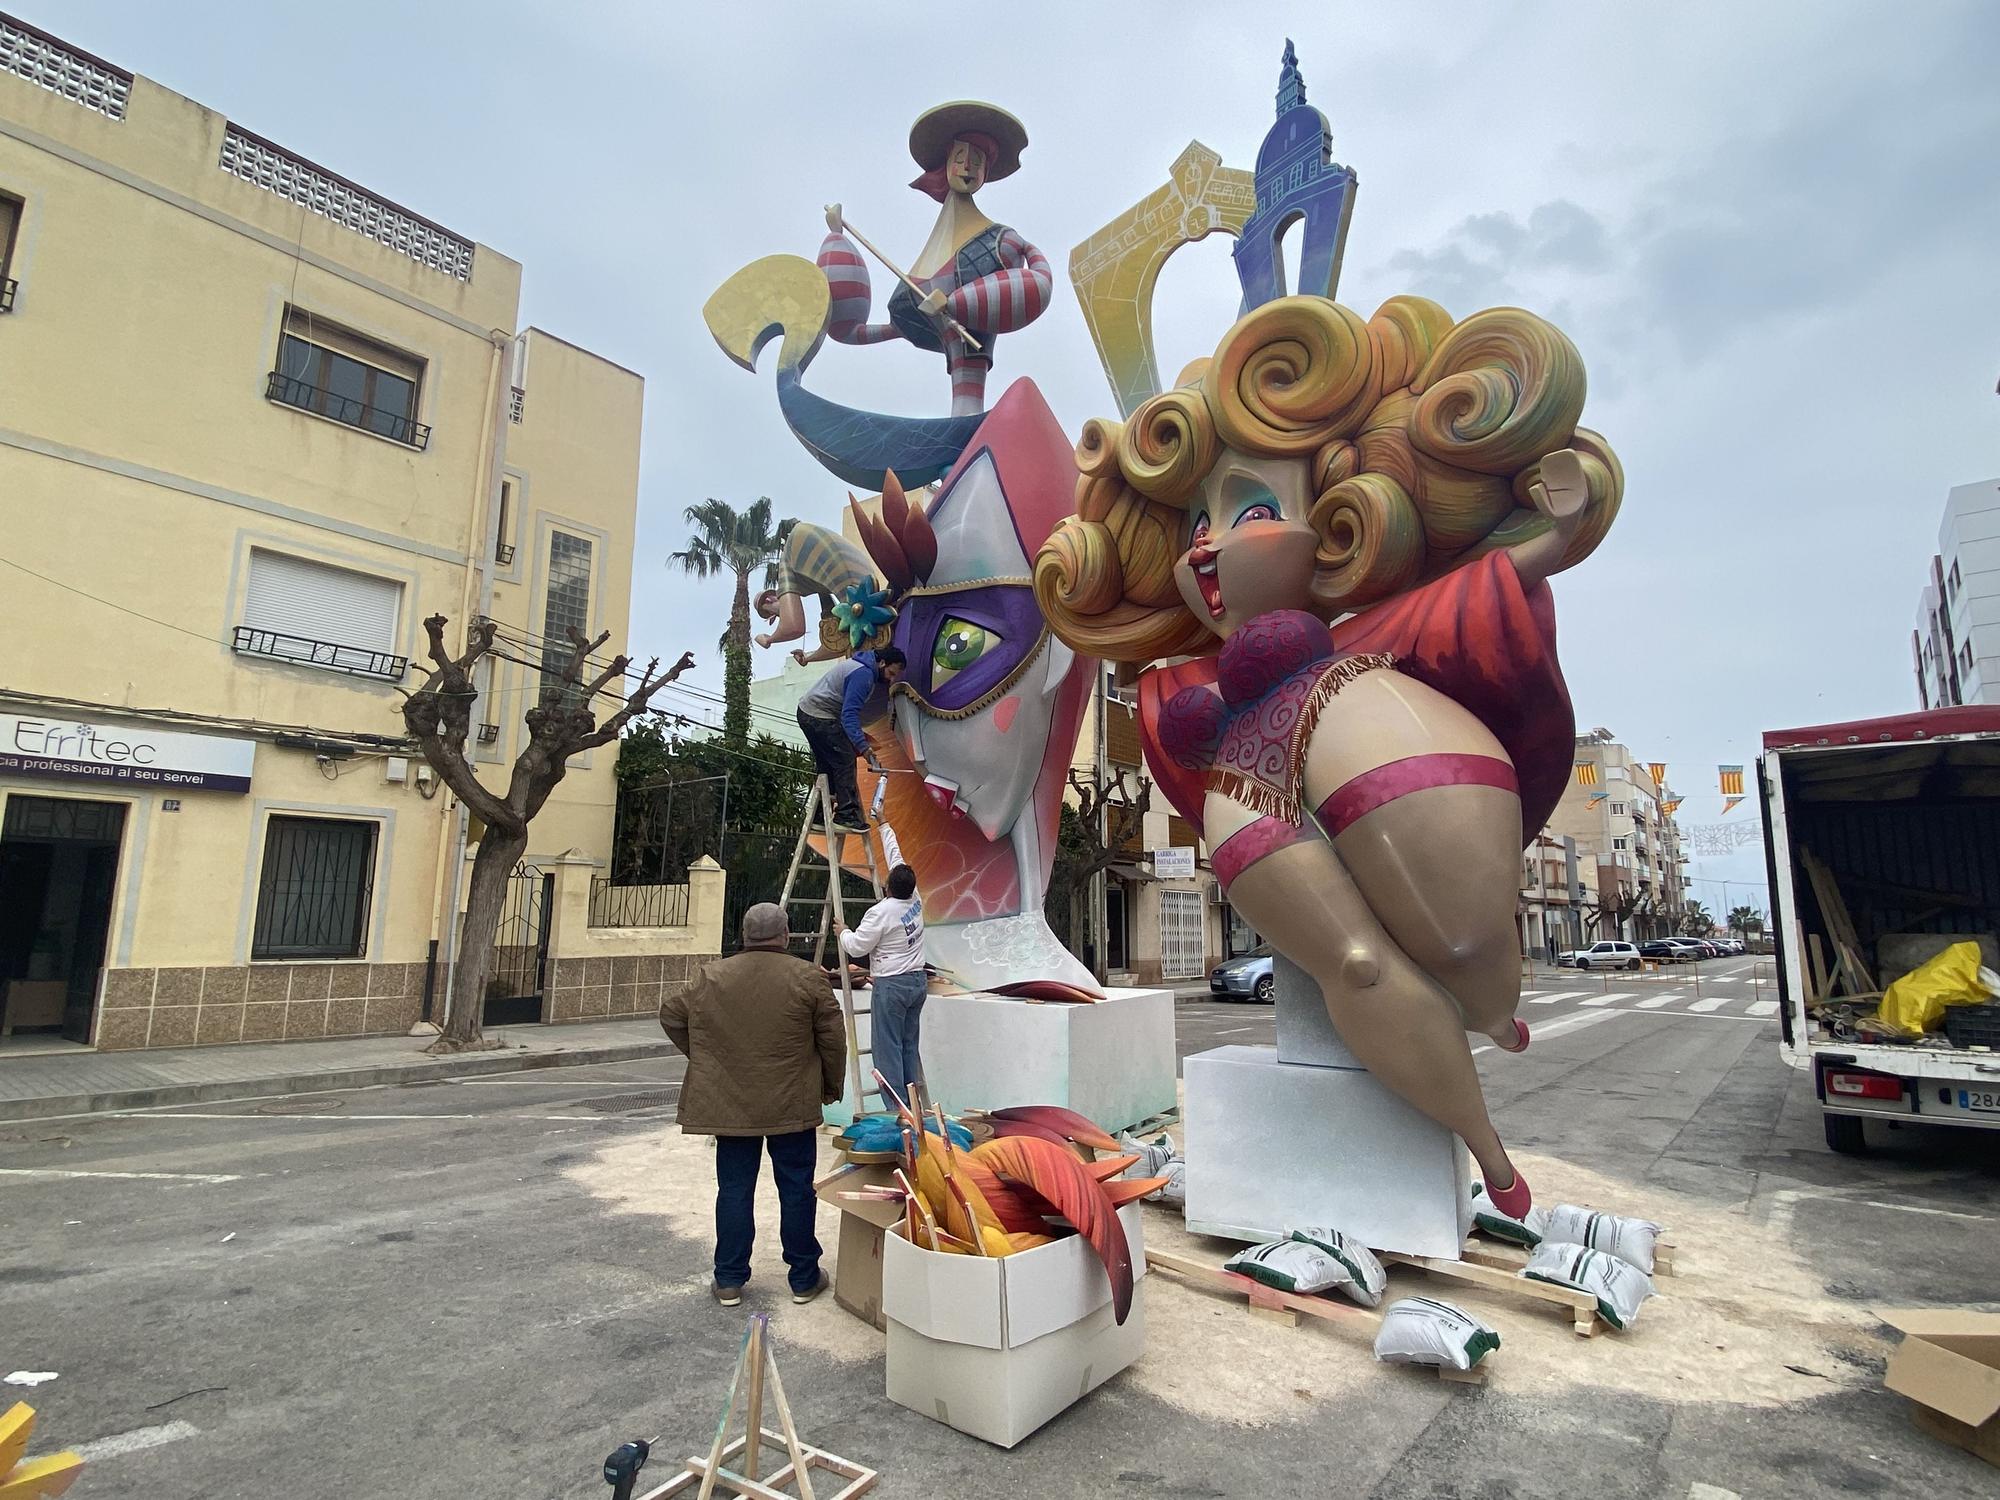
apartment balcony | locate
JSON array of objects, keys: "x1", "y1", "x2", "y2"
[
  {"x1": 266, "y1": 370, "x2": 431, "y2": 449},
  {"x1": 232, "y1": 626, "x2": 407, "y2": 681}
]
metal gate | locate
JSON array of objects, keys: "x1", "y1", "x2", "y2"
[
  {"x1": 1159, "y1": 888, "x2": 1205, "y2": 980},
  {"x1": 483, "y1": 863, "x2": 552, "y2": 1026}
]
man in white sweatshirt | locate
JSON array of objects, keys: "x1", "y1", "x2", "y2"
[{"x1": 835, "y1": 863, "x2": 926, "y2": 1113}]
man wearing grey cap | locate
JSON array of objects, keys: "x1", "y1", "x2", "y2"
[{"x1": 660, "y1": 901, "x2": 847, "y2": 1306}]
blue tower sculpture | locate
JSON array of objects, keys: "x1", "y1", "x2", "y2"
[{"x1": 1232, "y1": 40, "x2": 1358, "y2": 312}]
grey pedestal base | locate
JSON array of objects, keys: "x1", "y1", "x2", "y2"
[{"x1": 1183, "y1": 1044, "x2": 1472, "y2": 1257}]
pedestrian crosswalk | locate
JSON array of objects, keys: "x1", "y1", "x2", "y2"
[{"x1": 1519, "y1": 988, "x2": 1781, "y2": 1020}]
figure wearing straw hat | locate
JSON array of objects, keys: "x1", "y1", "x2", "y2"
[{"x1": 819, "y1": 101, "x2": 1052, "y2": 415}]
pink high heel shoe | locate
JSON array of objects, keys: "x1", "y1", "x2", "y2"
[{"x1": 1483, "y1": 1168, "x2": 1533, "y2": 1221}]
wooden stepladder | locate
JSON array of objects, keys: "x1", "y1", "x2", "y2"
[
  {"x1": 777, "y1": 775, "x2": 884, "y2": 1119},
  {"x1": 640, "y1": 1314, "x2": 876, "y2": 1499}
]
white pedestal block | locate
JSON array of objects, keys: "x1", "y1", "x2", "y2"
[
  {"x1": 1272, "y1": 955, "x2": 1363, "y2": 1069},
  {"x1": 1183, "y1": 1044, "x2": 1472, "y2": 1257},
  {"x1": 917, "y1": 986, "x2": 1176, "y2": 1133}
]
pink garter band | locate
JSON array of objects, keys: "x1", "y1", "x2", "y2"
[
  {"x1": 1314, "y1": 752, "x2": 1518, "y2": 837},
  {"x1": 1211, "y1": 816, "x2": 1310, "y2": 892}
]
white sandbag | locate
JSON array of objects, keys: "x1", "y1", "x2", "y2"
[
  {"x1": 1522, "y1": 1243, "x2": 1656, "y2": 1330},
  {"x1": 1223, "y1": 1240, "x2": 1342, "y2": 1295},
  {"x1": 1117, "y1": 1130, "x2": 1186, "y2": 1209},
  {"x1": 1286, "y1": 1225, "x2": 1388, "y2": 1307},
  {"x1": 1373, "y1": 1297, "x2": 1501, "y2": 1371},
  {"x1": 1469, "y1": 1181, "x2": 1545, "y2": 1247},
  {"x1": 1536, "y1": 1203, "x2": 1662, "y2": 1274}
]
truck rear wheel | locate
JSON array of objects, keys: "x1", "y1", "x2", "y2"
[{"x1": 1823, "y1": 1112, "x2": 1867, "y2": 1155}]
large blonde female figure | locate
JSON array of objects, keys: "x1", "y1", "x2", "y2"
[{"x1": 1034, "y1": 295, "x2": 1621, "y2": 1219}]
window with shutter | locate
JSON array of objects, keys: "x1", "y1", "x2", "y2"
[
  {"x1": 0, "y1": 192, "x2": 19, "y2": 311},
  {"x1": 235, "y1": 549, "x2": 407, "y2": 679}
]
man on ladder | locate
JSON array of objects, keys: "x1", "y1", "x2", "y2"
[{"x1": 794, "y1": 645, "x2": 907, "y2": 831}]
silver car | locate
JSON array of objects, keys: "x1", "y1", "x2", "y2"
[{"x1": 1210, "y1": 945, "x2": 1276, "y2": 1002}]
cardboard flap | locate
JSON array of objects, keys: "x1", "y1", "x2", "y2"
[
  {"x1": 883, "y1": 1225, "x2": 1006, "y2": 1349},
  {"x1": 1002, "y1": 1202, "x2": 1148, "y2": 1348},
  {"x1": 1879, "y1": 1308, "x2": 2000, "y2": 1341},
  {"x1": 1883, "y1": 1315, "x2": 2000, "y2": 1427},
  {"x1": 814, "y1": 1161, "x2": 907, "y2": 1229}
]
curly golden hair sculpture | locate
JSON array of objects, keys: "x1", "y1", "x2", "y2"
[{"x1": 1033, "y1": 294, "x2": 1622, "y2": 666}]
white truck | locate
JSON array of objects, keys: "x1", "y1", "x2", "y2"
[{"x1": 1761, "y1": 707, "x2": 2000, "y2": 1152}]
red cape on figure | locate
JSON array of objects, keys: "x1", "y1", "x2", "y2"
[{"x1": 1137, "y1": 552, "x2": 1573, "y2": 848}]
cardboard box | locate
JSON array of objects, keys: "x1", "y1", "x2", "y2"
[
  {"x1": 1880, "y1": 1308, "x2": 2000, "y2": 1468},
  {"x1": 882, "y1": 1200, "x2": 1147, "y2": 1447},
  {"x1": 812, "y1": 1161, "x2": 905, "y2": 1331}
]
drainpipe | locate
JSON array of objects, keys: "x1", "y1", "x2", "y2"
[{"x1": 425, "y1": 326, "x2": 512, "y2": 1032}]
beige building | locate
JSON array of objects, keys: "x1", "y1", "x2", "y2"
[
  {"x1": 0, "y1": 16, "x2": 706, "y2": 1053},
  {"x1": 1545, "y1": 729, "x2": 1690, "y2": 944},
  {"x1": 1087, "y1": 672, "x2": 1227, "y2": 987}
]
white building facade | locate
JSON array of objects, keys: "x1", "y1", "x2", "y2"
[{"x1": 1914, "y1": 478, "x2": 2000, "y2": 708}]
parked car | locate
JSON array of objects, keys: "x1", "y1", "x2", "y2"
[
  {"x1": 1639, "y1": 940, "x2": 1684, "y2": 962},
  {"x1": 1565, "y1": 940, "x2": 1641, "y2": 971},
  {"x1": 1659, "y1": 938, "x2": 1708, "y2": 960},
  {"x1": 1210, "y1": 945, "x2": 1275, "y2": 1002}
]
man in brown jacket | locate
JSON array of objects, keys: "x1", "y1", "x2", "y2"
[{"x1": 660, "y1": 901, "x2": 847, "y2": 1306}]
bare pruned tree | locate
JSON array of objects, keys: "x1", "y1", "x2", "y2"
[
  {"x1": 1056, "y1": 766, "x2": 1153, "y2": 982},
  {"x1": 402, "y1": 614, "x2": 693, "y2": 1052}
]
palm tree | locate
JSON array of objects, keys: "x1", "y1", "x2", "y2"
[
  {"x1": 1728, "y1": 905, "x2": 1764, "y2": 941},
  {"x1": 669, "y1": 497, "x2": 793, "y2": 743},
  {"x1": 1680, "y1": 898, "x2": 1715, "y2": 938}
]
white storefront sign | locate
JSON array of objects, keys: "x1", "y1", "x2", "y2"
[
  {"x1": 1151, "y1": 846, "x2": 1197, "y2": 879},
  {"x1": 0, "y1": 712, "x2": 256, "y2": 794}
]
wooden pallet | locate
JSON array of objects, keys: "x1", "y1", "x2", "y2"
[
  {"x1": 1464, "y1": 1231, "x2": 1677, "y2": 1278},
  {"x1": 1122, "y1": 1106, "x2": 1183, "y2": 1138},
  {"x1": 1144, "y1": 1248, "x2": 1488, "y2": 1384},
  {"x1": 1380, "y1": 1251, "x2": 1603, "y2": 1337}
]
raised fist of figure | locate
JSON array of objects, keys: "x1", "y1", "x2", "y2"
[{"x1": 1528, "y1": 448, "x2": 1589, "y2": 523}]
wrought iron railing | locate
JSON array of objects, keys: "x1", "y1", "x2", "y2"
[
  {"x1": 0, "y1": 278, "x2": 15, "y2": 312},
  {"x1": 265, "y1": 369, "x2": 432, "y2": 449},
  {"x1": 589, "y1": 877, "x2": 691, "y2": 929},
  {"x1": 232, "y1": 626, "x2": 407, "y2": 681}
]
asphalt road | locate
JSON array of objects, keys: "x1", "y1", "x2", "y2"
[{"x1": 4, "y1": 959, "x2": 1998, "y2": 1499}]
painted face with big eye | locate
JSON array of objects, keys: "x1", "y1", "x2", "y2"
[
  {"x1": 1174, "y1": 451, "x2": 1321, "y2": 638},
  {"x1": 946, "y1": 139, "x2": 988, "y2": 195}
]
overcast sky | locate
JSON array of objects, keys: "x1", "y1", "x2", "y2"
[{"x1": 46, "y1": 0, "x2": 2000, "y2": 910}]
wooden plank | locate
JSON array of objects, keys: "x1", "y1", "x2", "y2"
[
  {"x1": 742, "y1": 1320, "x2": 767, "y2": 1483},
  {"x1": 1381, "y1": 1251, "x2": 1601, "y2": 1338},
  {"x1": 1145, "y1": 1248, "x2": 1506, "y2": 1381},
  {"x1": 1146, "y1": 1249, "x2": 1377, "y2": 1330}
]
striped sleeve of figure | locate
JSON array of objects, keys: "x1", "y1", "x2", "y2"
[
  {"x1": 944, "y1": 229, "x2": 1053, "y2": 334},
  {"x1": 818, "y1": 231, "x2": 898, "y2": 345}
]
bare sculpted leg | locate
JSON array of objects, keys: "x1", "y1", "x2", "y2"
[
  {"x1": 1303, "y1": 670, "x2": 1527, "y2": 1047},
  {"x1": 1217, "y1": 811, "x2": 1518, "y2": 1195}
]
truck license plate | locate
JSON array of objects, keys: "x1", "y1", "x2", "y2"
[{"x1": 1957, "y1": 1088, "x2": 2000, "y2": 1113}]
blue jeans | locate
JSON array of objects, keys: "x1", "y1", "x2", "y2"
[
  {"x1": 871, "y1": 971, "x2": 928, "y2": 1113},
  {"x1": 713, "y1": 1129, "x2": 822, "y2": 1292}
]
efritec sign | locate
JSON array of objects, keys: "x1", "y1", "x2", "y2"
[{"x1": 0, "y1": 713, "x2": 256, "y2": 794}]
